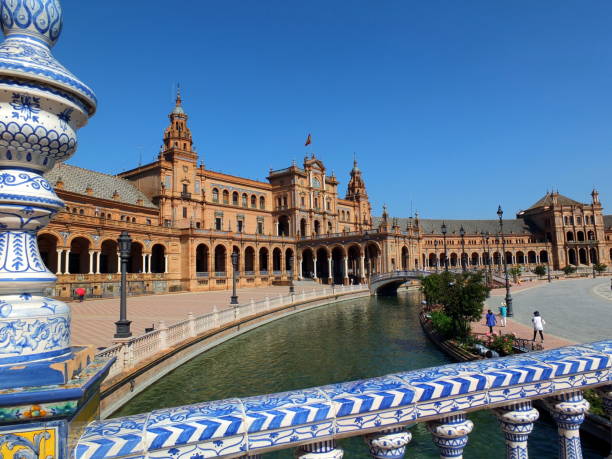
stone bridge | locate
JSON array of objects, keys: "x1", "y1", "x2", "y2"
[{"x1": 369, "y1": 270, "x2": 432, "y2": 295}]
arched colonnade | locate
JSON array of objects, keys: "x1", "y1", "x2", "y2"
[{"x1": 37, "y1": 233, "x2": 168, "y2": 275}]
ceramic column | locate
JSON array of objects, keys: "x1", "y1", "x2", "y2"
[
  {"x1": 164, "y1": 254, "x2": 169, "y2": 273},
  {"x1": 116, "y1": 253, "x2": 121, "y2": 274},
  {"x1": 364, "y1": 427, "x2": 412, "y2": 459},
  {"x1": 327, "y1": 256, "x2": 332, "y2": 284},
  {"x1": 313, "y1": 257, "x2": 317, "y2": 279},
  {"x1": 0, "y1": 0, "x2": 109, "y2": 455},
  {"x1": 147, "y1": 253, "x2": 152, "y2": 274},
  {"x1": 298, "y1": 256, "x2": 303, "y2": 279},
  {"x1": 295, "y1": 440, "x2": 343, "y2": 458},
  {"x1": 545, "y1": 390, "x2": 590, "y2": 459},
  {"x1": 95, "y1": 251, "x2": 101, "y2": 274},
  {"x1": 427, "y1": 414, "x2": 474, "y2": 459},
  {"x1": 493, "y1": 401, "x2": 539, "y2": 459},
  {"x1": 142, "y1": 253, "x2": 146, "y2": 273}
]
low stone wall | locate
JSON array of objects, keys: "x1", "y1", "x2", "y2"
[{"x1": 99, "y1": 288, "x2": 370, "y2": 418}]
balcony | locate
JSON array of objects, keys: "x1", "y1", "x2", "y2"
[{"x1": 181, "y1": 191, "x2": 192, "y2": 200}]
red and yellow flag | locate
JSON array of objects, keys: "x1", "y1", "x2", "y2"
[{"x1": 305, "y1": 133, "x2": 312, "y2": 146}]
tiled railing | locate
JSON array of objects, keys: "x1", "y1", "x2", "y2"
[
  {"x1": 79, "y1": 341, "x2": 612, "y2": 459},
  {"x1": 96, "y1": 284, "x2": 368, "y2": 380}
]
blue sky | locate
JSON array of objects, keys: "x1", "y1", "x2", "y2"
[{"x1": 56, "y1": 1, "x2": 612, "y2": 219}]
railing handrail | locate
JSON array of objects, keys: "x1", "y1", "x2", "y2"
[{"x1": 79, "y1": 339, "x2": 612, "y2": 459}]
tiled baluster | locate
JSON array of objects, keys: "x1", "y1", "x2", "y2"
[
  {"x1": 545, "y1": 391, "x2": 590, "y2": 459},
  {"x1": 493, "y1": 401, "x2": 539, "y2": 459},
  {"x1": 427, "y1": 414, "x2": 473, "y2": 459},
  {"x1": 364, "y1": 427, "x2": 412, "y2": 458},
  {"x1": 295, "y1": 440, "x2": 344, "y2": 458}
]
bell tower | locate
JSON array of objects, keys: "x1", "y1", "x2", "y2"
[
  {"x1": 161, "y1": 87, "x2": 196, "y2": 162},
  {"x1": 345, "y1": 158, "x2": 372, "y2": 229}
]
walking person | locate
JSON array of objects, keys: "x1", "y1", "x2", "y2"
[
  {"x1": 499, "y1": 302, "x2": 507, "y2": 327},
  {"x1": 75, "y1": 287, "x2": 86, "y2": 302},
  {"x1": 485, "y1": 309, "x2": 497, "y2": 334},
  {"x1": 532, "y1": 311, "x2": 545, "y2": 342}
]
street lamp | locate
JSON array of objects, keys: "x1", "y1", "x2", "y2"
[
  {"x1": 441, "y1": 222, "x2": 448, "y2": 271},
  {"x1": 497, "y1": 206, "x2": 513, "y2": 317},
  {"x1": 289, "y1": 255, "x2": 295, "y2": 294},
  {"x1": 230, "y1": 251, "x2": 239, "y2": 305},
  {"x1": 459, "y1": 225, "x2": 466, "y2": 272},
  {"x1": 114, "y1": 230, "x2": 132, "y2": 338},
  {"x1": 546, "y1": 237, "x2": 552, "y2": 283},
  {"x1": 434, "y1": 239, "x2": 439, "y2": 273}
]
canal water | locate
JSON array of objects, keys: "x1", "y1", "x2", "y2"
[{"x1": 114, "y1": 292, "x2": 606, "y2": 458}]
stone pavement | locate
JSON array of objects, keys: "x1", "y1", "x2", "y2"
[
  {"x1": 70, "y1": 284, "x2": 323, "y2": 349},
  {"x1": 472, "y1": 314, "x2": 575, "y2": 350},
  {"x1": 485, "y1": 277, "x2": 612, "y2": 345}
]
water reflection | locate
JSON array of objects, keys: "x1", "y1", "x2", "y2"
[{"x1": 114, "y1": 292, "x2": 605, "y2": 458}]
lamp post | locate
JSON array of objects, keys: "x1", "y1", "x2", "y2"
[
  {"x1": 289, "y1": 255, "x2": 295, "y2": 294},
  {"x1": 230, "y1": 251, "x2": 239, "y2": 305},
  {"x1": 546, "y1": 237, "x2": 552, "y2": 283},
  {"x1": 496, "y1": 233, "x2": 502, "y2": 274},
  {"x1": 497, "y1": 206, "x2": 513, "y2": 317},
  {"x1": 460, "y1": 225, "x2": 466, "y2": 272},
  {"x1": 114, "y1": 230, "x2": 132, "y2": 338},
  {"x1": 441, "y1": 222, "x2": 448, "y2": 271},
  {"x1": 434, "y1": 239, "x2": 439, "y2": 273}
]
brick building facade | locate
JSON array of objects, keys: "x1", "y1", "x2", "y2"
[{"x1": 40, "y1": 94, "x2": 612, "y2": 298}]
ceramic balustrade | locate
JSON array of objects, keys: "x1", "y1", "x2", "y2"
[{"x1": 76, "y1": 340, "x2": 612, "y2": 459}]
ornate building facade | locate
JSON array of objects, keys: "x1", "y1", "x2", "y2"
[{"x1": 41, "y1": 94, "x2": 612, "y2": 298}]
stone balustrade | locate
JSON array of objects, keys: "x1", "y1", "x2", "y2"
[
  {"x1": 97, "y1": 284, "x2": 368, "y2": 380},
  {"x1": 77, "y1": 340, "x2": 611, "y2": 459}
]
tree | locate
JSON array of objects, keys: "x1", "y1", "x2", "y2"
[
  {"x1": 594, "y1": 263, "x2": 608, "y2": 275},
  {"x1": 421, "y1": 271, "x2": 490, "y2": 340},
  {"x1": 533, "y1": 265, "x2": 546, "y2": 278},
  {"x1": 563, "y1": 265, "x2": 577, "y2": 275}
]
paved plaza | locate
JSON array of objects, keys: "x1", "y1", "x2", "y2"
[
  {"x1": 485, "y1": 277, "x2": 612, "y2": 345},
  {"x1": 70, "y1": 283, "x2": 322, "y2": 349}
]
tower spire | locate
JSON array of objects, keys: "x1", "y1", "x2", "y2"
[{"x1": 176, "y1": 83, "x2": 182, "y2": 106}]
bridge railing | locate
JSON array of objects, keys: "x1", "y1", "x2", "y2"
[
  {"x1": 77, "y1": 340, "x2": 612, "y2": 459},
  {"x1": 96, "y1": 284, "x2": 368, "y2": 380}
]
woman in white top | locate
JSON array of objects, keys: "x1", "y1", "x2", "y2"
[{"x1": 532, "y1": 311, "x2": 545, "y2": 342}]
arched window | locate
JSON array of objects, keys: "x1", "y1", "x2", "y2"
[
  {"x1": 232, "y1": 192, "x2": 239, "y2": 206},
  {"x1": 250, "y1": 195, "x2": 256, "y2": 208},
  {"x1": 566, "y1": 231, "x2": 574, "y2": 241},
  {"x1": 259, "y1": 196, "x2": 265, "y2": 209},
  {"x1": 212, "y1": 188, "x2": 219, "y2": 203},
  {"x1": 242, "y1": 193, "x2": 248, "y2": 207},
  {"x1": 222, "y1": 190, "x2": 229, "y2": 204}
]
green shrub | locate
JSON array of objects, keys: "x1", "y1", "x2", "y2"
[
  {"x1": 488, "y1": 333, "x2": 515, "y2": 355},
  {"x1": 583, "y1": 389, "x2": 604, "y2": 416},
  {"x1": 562, "y1": 266, "x2": 577, "y2": 275},
  {"x1": 509, "y1": 267, "x2": 521, "y2": 282},
  {"x1": 430, "y1": 310, "x2": 453, "y2": 339},
  {"x1": 594, "y1": 263, "x2": 607, "y2": 274},
  {"x1": 533, "y1": 265, "x2": 546, "y2": 278}
]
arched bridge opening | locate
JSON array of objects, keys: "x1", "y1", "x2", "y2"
[{"x1": 369, "y1": 270, "x2": 431, "y2": 296}]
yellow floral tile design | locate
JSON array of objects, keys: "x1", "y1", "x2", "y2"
[{"x1": 0, "y1": 425, "x2": 57, "y2": 458}]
